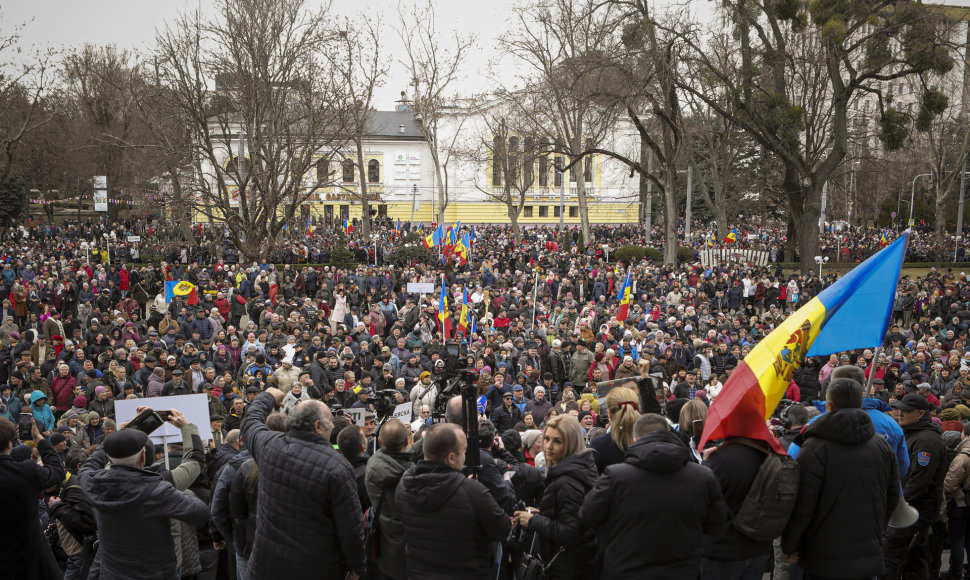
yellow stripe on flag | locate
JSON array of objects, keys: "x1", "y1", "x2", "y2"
[
  {"x1": 742, "y1": 296, "x2": 827, "y2": 419},
  {"x1": 172, "y1": 281, "x2": 195, "y2": 296}
]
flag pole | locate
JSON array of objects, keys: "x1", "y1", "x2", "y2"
[
  {"x1": 531, "y1": 270, "x2": 539, "y2": 328},
  {"x1": 864, "y1": 345, "x2": 881, "y2": 398}
]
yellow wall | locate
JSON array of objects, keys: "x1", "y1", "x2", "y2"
[{"x1": 309, "y1": 200, "x2": 640, "y2": 225}]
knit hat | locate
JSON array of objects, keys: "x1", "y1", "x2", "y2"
[
  {"x1": 49, "y1": 433, "x2": 66, "y2": 446},
  {"x1": 941, "y1": 408, "x2": 962, "y2": 422},
  {"x1": 94, "y1": 386, "x2": 107, "y2": 396},
  {"x1": 520, "y1": 430, "x2": 543, "y2": 449},
  {"x1": 63, "y1": 410, "x2": 78, "y2": 421},
  {"x1": 501, "y1": 430, "x2": 522, "y2": 452},
  {"x1": 72, "y1": 396, "x2": 87, "y2": 408},
  {"x1": 942, "y1": 419, "x2": 965, "y2": 433},
  {"x1": 957, "y1": 404, "x2": 970, "y2": 418}
]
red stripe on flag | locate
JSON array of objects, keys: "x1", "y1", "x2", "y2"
[{"x1": 699, "y1": 361, "x2": 787, "y2": 454}]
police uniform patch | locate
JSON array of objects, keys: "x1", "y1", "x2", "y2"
[{"x1": 917, "y1": 451, "x2": 931, "y2": 467}]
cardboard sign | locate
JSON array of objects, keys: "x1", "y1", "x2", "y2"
[
  {"x1": 345, "y1": 408, "x2": 366, "y2": 427},
  {"x1": 115, "y1": 394, "x2": 214, "y2": 443},
  {"x1": 407, "y1": 282, "x2": 435, "y2": 294},
  {"x1": 389, "y1": 402, "x2": 412, "y2": 423}
]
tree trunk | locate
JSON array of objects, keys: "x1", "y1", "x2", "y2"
[
  {"x1": 714, "y1": 202, "x2": 728, "y2": 240},
  {"x1": 508, "y1": 200, "x2": 522, "y2": 244},
  {"x1": 433, "y1": 160, "x2": 447, "y2": 225},
  {"x1": 356, "y1": 140, "x2": 371, "y2": 239},
  {"x1": 663, "y1": 171, "x2": 678, "y2": 265}
]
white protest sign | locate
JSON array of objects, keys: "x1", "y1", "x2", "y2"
[
  {"x1": 345, "y1": 408, "x2": 366, "y2": 427},
  {"x1": 406, "y1": 282, "x2": 435, "y2": 294},
  {"x1": 389, "y1": 402, "x2": 412, "y2": 423},
  {"x1": 115, "y1": 394, "x2": 214, "y2": 443}
]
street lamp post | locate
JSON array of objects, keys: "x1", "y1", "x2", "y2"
[
  {"x1": 814, "y1": 255, "x2": 829, "y2": 278},
  {"x1": 910, "y1": 172, "x2": 932, "y2": 227}
]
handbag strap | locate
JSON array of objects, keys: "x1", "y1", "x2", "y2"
[{"x1": 373, "y1": 485, "x2": 388, "y2": 521}]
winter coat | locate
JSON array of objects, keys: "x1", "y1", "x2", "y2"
[
  {"x1": 580, "y1": 430, "x2": 727, "y2": 579},
  {"x1": 210, "y1": 450, "x2": 251, "y2": 557},
  {"x1": 528, "y1": 452, "x2": 600, "y2": 580},
  {"x1": 0, "y1": 438, "x2": 65, "y2": 580},
  {"x1": 397, "y1": 460, "x2": 510, "y2": 580},
  {"x1": 490, "y1": 403, "x2": 522, "y2": 433},
  {"x1": 79, "y1": 448, "x2": 209, "y2": 580},
  {"x1": 29, "y1": 389, "x2": 56, "y2": 432},
  {"x1": 50, "y1": 374, "x2": 78, "y2": 411},
  {"x1": 782, "y1": 408, "x2": 900, "y2": 578},
  {"x1": 902, "y1": 415, "x2": 948, "y2": 523},
  {"x1": 241, "y1": 391, "x2": 365, "y2": 579},
  {"x1": 228, "y1": 457, "x2": 259, "y2": 558},
  {"x1": 945, "y1": 437, "x2": 970, "y2": 502},
  {"x1": 365, "y1": 448, "x2": 413, "y2": 580}
]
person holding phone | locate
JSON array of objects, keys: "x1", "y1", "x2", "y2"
[
  {"x1": 80, "y1": 408, "x2": 209, "y2": 580},
  {"x1": 0, "y1": 415, "x2": 66, "y2": 579}
]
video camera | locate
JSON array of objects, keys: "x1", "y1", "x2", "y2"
[{"x1": 373, "y1": 389, "x2": 400, "y2": 421}]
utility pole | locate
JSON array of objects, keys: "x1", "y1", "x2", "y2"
[{"x1": 958, "y1": 158, "x2": 967, "y2": 245}]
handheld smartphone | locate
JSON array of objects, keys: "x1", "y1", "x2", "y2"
[
  {"x1": 155, "y1": 410, "x2": 172, "y2": 422},
  {"x1": 125, "y1": 408, "x2": 164, "y2": 435},
  {"x1": 17, "y1": 412, "x2": 33, "y2": 441}
]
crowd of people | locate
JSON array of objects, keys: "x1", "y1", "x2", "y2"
[{"x1": 1, "y1": 215, "x2": 970, "y2": 580}]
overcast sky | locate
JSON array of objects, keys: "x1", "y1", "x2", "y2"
[
  {"x1": 4, "y1": 0, "x2": 527, "y2": 109},
  {"x1": 7, "y1": 0, "x2": 968, "y2": 109}
]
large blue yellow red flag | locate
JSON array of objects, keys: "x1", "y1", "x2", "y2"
[
  {"x1": 438, "y1": 282, "x2": 452, "y2": 338},
  {"x1": 705, "y1": 233, "x2": 715, "y2": 247},
  {"x1": 616, "y1": 271, "x2": 632, "y2": 322},
  {"x1": 456, "y1": 286, "x2": 470, "y2": 337},
  {"x1": 165, "y1": 280, "x2": 199, "y2": 305},
  {"x1": 723, "y1": 228, "x2": 739, "y2": 243},
  {"x1": 700, "y1": 231, "x2": 910, "y2": 454},
  {"x1": 880, "y1": 230, "x2": 889, "y2": 247},
  {"x1": 305, "y1": 216, "x2": 313, "y2": 237}
]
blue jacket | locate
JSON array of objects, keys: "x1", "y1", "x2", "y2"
[
  {"x1": 30, "y1": 389, "x2": 56, "y2": 432},
  {"x1": 789, "y1": 398, "x2": 909, "y2": 479}
]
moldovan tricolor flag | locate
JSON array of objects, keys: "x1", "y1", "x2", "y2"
[
  {"x1": 616, "y1": 271, "x2": 632, "y2": 322},
  {"x1": 165, "y1": 280, "x2": 199, "y2": 305},
  {"x1": 723, "y1": 228, "x2": 739, "y2": 243},
  {"x1": 700, "y1": 231, "x2": 910, "y2": 454},
  {"x1": 438, "y1": 283, "x2": 452, "y2": 339},
  {"x1": 456, "y1": 286, "x2": 470, "y2": 337}
]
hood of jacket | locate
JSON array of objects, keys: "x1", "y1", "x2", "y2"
[
  {"x1": 368, "y1": 448, "x2": 412, "y2": 488},
  {"x1": 623, "y1": 429, "x2": 692, "y2": 474},
  {"x1": 31, "y1": 389, "x2": 48, "y2": 404},
  {"x1": 398, "y1": 460, "x2": 464, "y2": 511},
  {"x1": 862, "y1": 398, "x2": 891, "y2": 413},
  {"x1": 83, "y1": 465, "x2": 164, "y2": 511},
  {"x1": 546, "y1": 450, "x2": 598, "y2": 488},
  {"x1": 799, "y1": 408, "x2": 875, "y2": 446}
]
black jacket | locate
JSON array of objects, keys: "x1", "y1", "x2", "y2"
[
  {"x1": 581, "y1": 430, "x2": 727, "y2": 580},
  {"x1": 490, "y1": 403, "x2": 522, "y2": 433},
  {"x1": 397, "y1": 460, "x2": 510, "y2": 580},
  {"x1": 241, "y1": 392, "x2": 365, "y2": 579},
  {"x1": 782, "y1": 408, "x2": 899, "y2": 578},
  {"x1": 528, "y1": 452, "x2": 599, "y2": 580},
  {"x1": 902, "y1": 415, "x2": 947, "y2": 522},
  {"x1": 699, "y1": 439, "x2": 772, "y2": 562},
  {"x1": 80, "y1": 447, "x2": 209, "y2": 580},
  {"x1": 0, "y1": 439, "x2": 65, "y2": 580},
  {"x1": 365, "y1": 448, "x2": 413, "y2": 580}
]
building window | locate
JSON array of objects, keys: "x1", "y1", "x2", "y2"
[
  {"x1": 538, "y1": 205, "x2": 548, "y2": 217},
  {"x1": 554, "y1": 205, "x2": 561, "y2": 217},
  {"x1": 568, "y1": 206, "x2": 578, "y2": 218},
  {"x1": 523, "y1": 136, "x2": 535, "y2": 186},
  {"x1": 523, "y1": 206, "x2": 533, "y2": 218},
  {"x1": 508, "y1": 136, "x2": 519, "y2": 187},
  {"x1": 584, "y1": 139, "x2": 592, "y2": 182},
  {"x1": 226, "y1": 156, "x2": 249, "y2": 178},
  {"x1": 316, "y1": 158, "x2": 330, "y2": 185},
  {"x1": 554, "y1": 156, "x2": 563, "y2": 187},
  {"x1": 342, "y1": 159, "x2": 354, "y2": 183},
  {"x1": 538, "y1": 139, "x2": 549, "y2": 186},
  {"x1": 367, "y1": 159, "x2": 380, "y2": 183},
  {"x1": 492, "y1": 136, "x2": 504, "y2": 186}
]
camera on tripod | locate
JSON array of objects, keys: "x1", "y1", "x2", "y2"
[{"x1": 373, "y1": 389, "x2": 400, "y2": 420}]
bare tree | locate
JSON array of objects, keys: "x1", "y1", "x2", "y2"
[
  {"x1": 153, "y1": 0, "x2": 351, "y2": 261},
  {"x1": 397, "y1": 0, "x2": 475, "y2": 225},
  {"x1": 456, "y1": 97, "x2": 544, "y2": 242},
  {"x1": 499, "y1": 0, "x2": 621, "y2": 244},
  {"x1": 676, "y1": 0, "x2": 959, "y2": 271},
  {"x1": 329, "y1": 16, "x2": 389, "y2": 239}
]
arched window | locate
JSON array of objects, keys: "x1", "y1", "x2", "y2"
[
  {"x1": 367, "y1": 159, "x2": 380, "y2": 183},
  {"x1": 342, "y1": 158, "x2": 355, "y2": 183},
  {"x1": 225, "y1": 156, "x2": 249, "y2": 178},
  {"x1": 316, "y1": 158, "x2": 330, "y2": 185}
]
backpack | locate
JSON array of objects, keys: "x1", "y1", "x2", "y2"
[{"x1": 731, "y1": 440, "x2": 801, "y2": 542}]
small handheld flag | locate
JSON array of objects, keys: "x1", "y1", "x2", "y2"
[
  {"x1": 723, "y1": 228, "x2": 739, "y2": 243},
  {"x1": 616, "y1": 271, "x2": 632, "y2": 322},
  {"x1": 438, "y1": 282, "x2": 452, "y2": 339}
]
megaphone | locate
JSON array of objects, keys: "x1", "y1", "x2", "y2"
[{"x1": 888, "y1": 496, "x2": 919, "y2": 529}]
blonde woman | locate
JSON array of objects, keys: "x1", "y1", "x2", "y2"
[
  {"x1": 588, "y1": 386, "x2": 641, "y2": 474},
  {"x1": 677, "y1": 399, "x2": 708, "y2": 461},
  {"x1": 512, "y1": 415, "x2": 599, "y2": 580}
]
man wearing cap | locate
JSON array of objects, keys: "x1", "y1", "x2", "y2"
[
  {"x1": 79, "y1": 409, "x2": 209, "y2": 580},
  {"x1": 885, "y1": 393, "x2": 948, "y2": 578},
  {"x1": 491, "y1": 390, "x2": 523, "y2": 433},
  {"x1": 162, "y1": 368, "x2": 191, "y2": 397}
]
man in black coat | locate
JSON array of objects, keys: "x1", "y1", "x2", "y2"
[
  {"x1": 580, "y1": 414, "x2": 727, "y2": 579},
  {"x1": 885, "y1": 392, "x2": 948, "y2": 579},
  {"x1": 782, "y1": 378, "x2": 900, "y2": 578},
  {"x1": 241, "y1": 387, "x2": 365, "y2": 580},
  {"x1": 0, "y1": 418, "x2": 65, "y2": 580},
  {"x1": 490, "y1": 391, "x2": 522, "y2": 433},
  {"x1": 397, "y1": 423, "x2": 510, "y2": 580}
]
